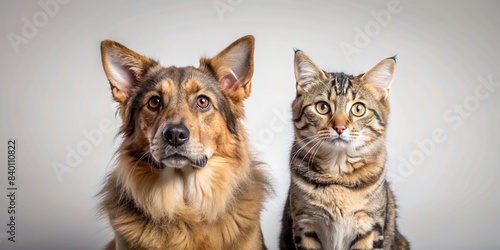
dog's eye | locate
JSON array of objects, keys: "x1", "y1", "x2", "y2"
[
  {"x1": 196, "y1": 95, "x2": 210, "y2": 110},
  {"x1": 147, "y1": 96, "x2": 161, "y2": 110}
]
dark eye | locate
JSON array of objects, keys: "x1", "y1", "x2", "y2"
[
  {"x1": 196, "y1": 95, "x2": 210, "y2": 110},
  {"x1": 315, "y1": 101, "x2": 330, "y2": 115},
  {"x1": 147, "y1": 96, "x2": 161, "y2": 110},
  {"x1": 351, "y1": 102, "x2": 366, "y2": 117}
]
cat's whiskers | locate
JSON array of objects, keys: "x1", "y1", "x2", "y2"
[
  {"x1": 351, "y1": 137, "x2": 386, "y2": 158},
  {"x1": 304, "y1": 138, "x2": 326, "y2": 170},
  {"x1": 282, "y1": 52, "x2": 408, "y2": 249},
  {"x1": 290, "y1": 133, "x2": 329, "y2": 166},
  {"x1": 292, "y1": 131, "x2": 330, "y2": 146},
  {"x1": 291, "y1": 136, "x2": 328, "y2": 166},
  {"x1": 290, "y1": 137, "x2": 320, "y2": 165}
]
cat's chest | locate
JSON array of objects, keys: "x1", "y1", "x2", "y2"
[
  {"x1": 317, "y1": 145, "x2": 365, "y2": 174},
  {"x1": 306, "y1": 187, "x2": 369, "y2": 249},
  {"x1": 315, "y1": 215, "x2": 357, "y2": 250},
  {"x1": 302, "y1": 182, "x2": 367, "y2": 214}
]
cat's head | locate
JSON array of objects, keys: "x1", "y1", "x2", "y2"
[{"x1": 291, "y1": 50, "x2": 396, "y2": 157}]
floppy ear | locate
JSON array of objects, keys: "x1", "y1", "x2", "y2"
[
  {"x1": 361, "y1": 56, "x2": 396, "y2": 100},
  {"x1": 100, "y1": 40, "x2": 156, "y2": 103},
  {"x1": 294, "y1": 50, "x2": 328, "y2": 94},
  {"x1": 205, "y1": 35, "x2": 254, "y2": 102}
]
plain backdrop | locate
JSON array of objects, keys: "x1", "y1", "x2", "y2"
[{"x1": 1, "y1": 0, "x2": 499, "y2": 249}]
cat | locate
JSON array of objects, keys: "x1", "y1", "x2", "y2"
[{"x1": 279, "y1": 50, "x2": 409, "y2": 250}]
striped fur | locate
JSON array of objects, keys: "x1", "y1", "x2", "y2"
[{"x1": 280, "y1": 50, "x2": 409, "y2": 250}]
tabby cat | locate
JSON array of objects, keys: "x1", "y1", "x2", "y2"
[{"x1": 279, "y1": 50, "x2": 409, "y2": 250}]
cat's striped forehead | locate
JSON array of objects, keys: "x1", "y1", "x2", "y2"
[{"x1": 328, "y1": 72, "x2": 356, "y2": 96}]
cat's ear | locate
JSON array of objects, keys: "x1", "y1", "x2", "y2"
[
  {"x1": 361, "y1": 56, "x2": 396, "y2": 100},
  {"x1": 294, "y1": 50, "x2": 327, "y2": 94},
  {"x1": 101, "y1": 40, "x2": 156, "y2": 103},
  {"x1": 204, "y1": 35, "x2": 254, "y2": 102}
]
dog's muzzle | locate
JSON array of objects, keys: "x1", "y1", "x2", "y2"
[
  {"x1": 162, "y1": 123, "x2": 190, "y2": 148},
  {"x1": 151, "y1": 122, "x2": 208, "y2": 170}
]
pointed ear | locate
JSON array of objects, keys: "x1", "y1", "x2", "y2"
[
  {"x1": 204, "y1": 35, "x2": 254, "y2": 102},
  {"x1": 294, "y1": 50, "x2": 327, "y2": 94},
  {"x1": 100, "y1": 40, "x2": 156, "y2": 103},
  {"x1": 361, "y1": 56, "x2": 396, "y2": 100}
]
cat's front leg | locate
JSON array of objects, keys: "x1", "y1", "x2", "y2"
[
  {"x1": 293, "y1": 216, "x2": 323, "y2": 250},
  {"x1": 350, "y1": 230, "x2": 384, "y2": 250},
  {"x1": 350, "y1": 212, "x2": 384, "y2": 250}
]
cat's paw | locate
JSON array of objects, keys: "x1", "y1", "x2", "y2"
[
  {"x1": 351, "y1": 230, "x2": 384, "y2": 250},
  {"x1": 354, "y1": 211, "x2": 374, "y2": 234},
  {"x1": 296, "y1": 231, "x2": 322, "y2": 250},
  {"x1": 293, "y1": 217, "x2": 322, "y2": 250}
]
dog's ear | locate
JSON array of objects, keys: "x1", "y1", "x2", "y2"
[
  {"x1": 101, "y1": 40, "x2": 156, "y2": 103},
  {"x1": 204, "y1": 35, "x2": 254, "y2": 102}
]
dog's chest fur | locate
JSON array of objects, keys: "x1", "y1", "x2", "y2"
[{"x1": 103, "y1": 161, "x2": 268, "y2": 250}]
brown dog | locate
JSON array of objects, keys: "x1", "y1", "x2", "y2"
[{"x1": 98, "y1": 35, "x2": 269, "y2": 249}]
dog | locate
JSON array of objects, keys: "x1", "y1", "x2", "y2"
[{"x1": 98, "y1": 35, "x2": 270, "y2": 250}]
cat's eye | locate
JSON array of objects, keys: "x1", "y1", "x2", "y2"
[
  {"x1": 315, "y1": 101, "x2": 330, "y2": 115},
  {"x1": 351, "y1": 102, "x2": 366, "y2": 117},
  {"x1": 196, "y1": 95, "x2": 210, "y2": 110},
  {"x1": 147, "y1": 96, "x2": 161, "y2": 110}
]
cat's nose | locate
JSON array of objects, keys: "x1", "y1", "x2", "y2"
[{"x1": 334, "y1": 125, "x2": 346, "y2": 135}]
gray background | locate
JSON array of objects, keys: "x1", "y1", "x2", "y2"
[{"x1": 1, "y1": 0, "x2": 499, "y2": 249}]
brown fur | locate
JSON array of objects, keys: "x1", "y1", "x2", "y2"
[
  {"x1": 98, "y1": 36, "x2": 269, "y2": 250},
  {"x1": 280, "y1": 50, "x2": 409, "y2": 249}
]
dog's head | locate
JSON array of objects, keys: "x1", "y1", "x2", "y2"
[{"x1": 101, "y1": 36, "x2": 254, "y2": 170}]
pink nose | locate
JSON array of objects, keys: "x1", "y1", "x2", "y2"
[{"x1": 334, "y1": 125, "x2": 346, "y2": 135}]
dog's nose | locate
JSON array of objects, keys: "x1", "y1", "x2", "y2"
[{"x1": 163, "y1": 123, "x2": 190, "y2": 147}]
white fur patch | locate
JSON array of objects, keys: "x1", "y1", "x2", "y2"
[{"x1": 314, "y1": 213, "x2": 357, "y2": 250}]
